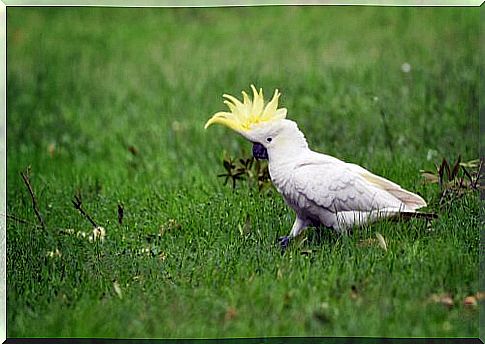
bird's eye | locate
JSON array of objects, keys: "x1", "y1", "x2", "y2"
[{"x1": 266, "y1": 137, "x2": 272, "y2": 142}]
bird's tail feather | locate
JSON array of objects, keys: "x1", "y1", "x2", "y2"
[{"x1": 359, "y1": 171, "x2": 427, "y2": 210}]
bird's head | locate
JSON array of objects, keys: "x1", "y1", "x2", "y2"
[{"x1": 205, "y1": 85, "x2": 307, "y2": 160}]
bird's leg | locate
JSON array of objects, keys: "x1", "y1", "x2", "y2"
[
  {"x1": 278, "y1": 216, "x2": 310, "y2": 250},
  {"x1": 277, "y1": 236, "x2": 291, "y2": 250}
]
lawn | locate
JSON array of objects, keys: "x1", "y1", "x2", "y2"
[{"x1": 6, "y1": 6, "x2": 480, "y2": 338}]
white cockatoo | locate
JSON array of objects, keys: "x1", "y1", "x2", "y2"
[{"x1": 205, "y1": 85, "x2": 432, "y2": 248}]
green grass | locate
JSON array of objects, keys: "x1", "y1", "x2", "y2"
[{"x1": 6, "y1": 6, "x2": 480, "y2": 338}]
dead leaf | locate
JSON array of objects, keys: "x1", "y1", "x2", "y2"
[
  {"x1": 48, "y1": 143, "x2": 56, "y2": 158},
  {"x1": 113, "y1": 280, "x2": 123, "y2": 299},
  {"x1": 277, "y1": 267, "x2": 283, "y2": 280},
  {"x1": 89, "y1": 226, "x2": 106, "y2": 243},
  {"x1": 463, "y1": 296, "x2": 477, "y2": 307},
  {"x1": 429, "y1": 293, "x2": 454, "y2": 308},
  {"x1": 420, "y1": 170, "x2": 439, "y2": 184},
  {"x1": 375, "y1": 232, "x2": 387, "y2": 252},
  {"x1": 128, "y1": 145, "x2": 138, "y2": 156},
  {"x1": 224, "y1": 307, "x2": 237, "y2": 321},
  {"x1": 475, "y1": 292, "x2": 485, "y2": 301}
]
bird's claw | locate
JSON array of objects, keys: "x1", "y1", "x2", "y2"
[{"x1": 277, "y1": 236, "x2": 291, "y2": 251}]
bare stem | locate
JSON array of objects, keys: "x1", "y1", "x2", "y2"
[
  {"x1": 20, "y1": 167, "x2": 46, "y2": 230},
  {"x1": 72, "y1": 194, "x2": 98, "y2": 228},
  {"x1": 6, "y1": 213, "x2": 42, "y2": 228}
]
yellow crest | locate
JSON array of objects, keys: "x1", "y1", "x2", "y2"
[{"x1": 204, "y1": 85, "x2": 287, "y2": 133}]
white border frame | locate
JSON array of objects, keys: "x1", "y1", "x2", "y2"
[
  {"x1": 1, "y1": 1, "x2": 6, "y2": 343},
  {"x1": 0, "y1": 2, "x2": 482, "y2": 343},
  {"x1": 2, "y1": 0, "x2": 484, "y2": 6}
]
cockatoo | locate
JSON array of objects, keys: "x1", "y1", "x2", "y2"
[{"x1": 205, "y1": 85, "x2": 433, "y2": 249}]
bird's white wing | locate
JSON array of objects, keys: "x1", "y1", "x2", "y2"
[
  {"x1": 345, "y1": 163, "x2": 427, "y2": 210},
  {"x1": 289, "y1": 157, "x2": 405, "y2": 214}
]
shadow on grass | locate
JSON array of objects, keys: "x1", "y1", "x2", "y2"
[{"x1": 305, "y1": 226, "x2": 342, "y2": 247}]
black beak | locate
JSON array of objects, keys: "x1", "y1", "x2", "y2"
[{"x1": 252, "y1": 142, "x2": 268, "y2": 160}]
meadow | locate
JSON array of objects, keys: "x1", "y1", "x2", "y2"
[{"x1": 6, "y1": 6, "x2": 480, "y2": 338}]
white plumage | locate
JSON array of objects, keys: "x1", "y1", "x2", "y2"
[
  {"x1": 253, "y1": 119, "x2": 427, "y2": 239},
  {"x1": 205, "y1": 86, "x2": 429, "y2": 246}
]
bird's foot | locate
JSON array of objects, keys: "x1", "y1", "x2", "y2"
[{"x1": 277, "y1": 236, "x2": 291, "y2": 251}]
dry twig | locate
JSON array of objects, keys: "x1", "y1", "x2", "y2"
[
  {"x1": 118, "y1": 203, "x2": 124, "y2": 225},
  {"x1": 72, "y1": 194, "x2": 98, "y2": 228},
  {"x1": 20, "y1": 166, "x2": 46, "y2": 230},
  {"x1": 6, "y1": 213, "x2": 42, "y2": 228}
]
